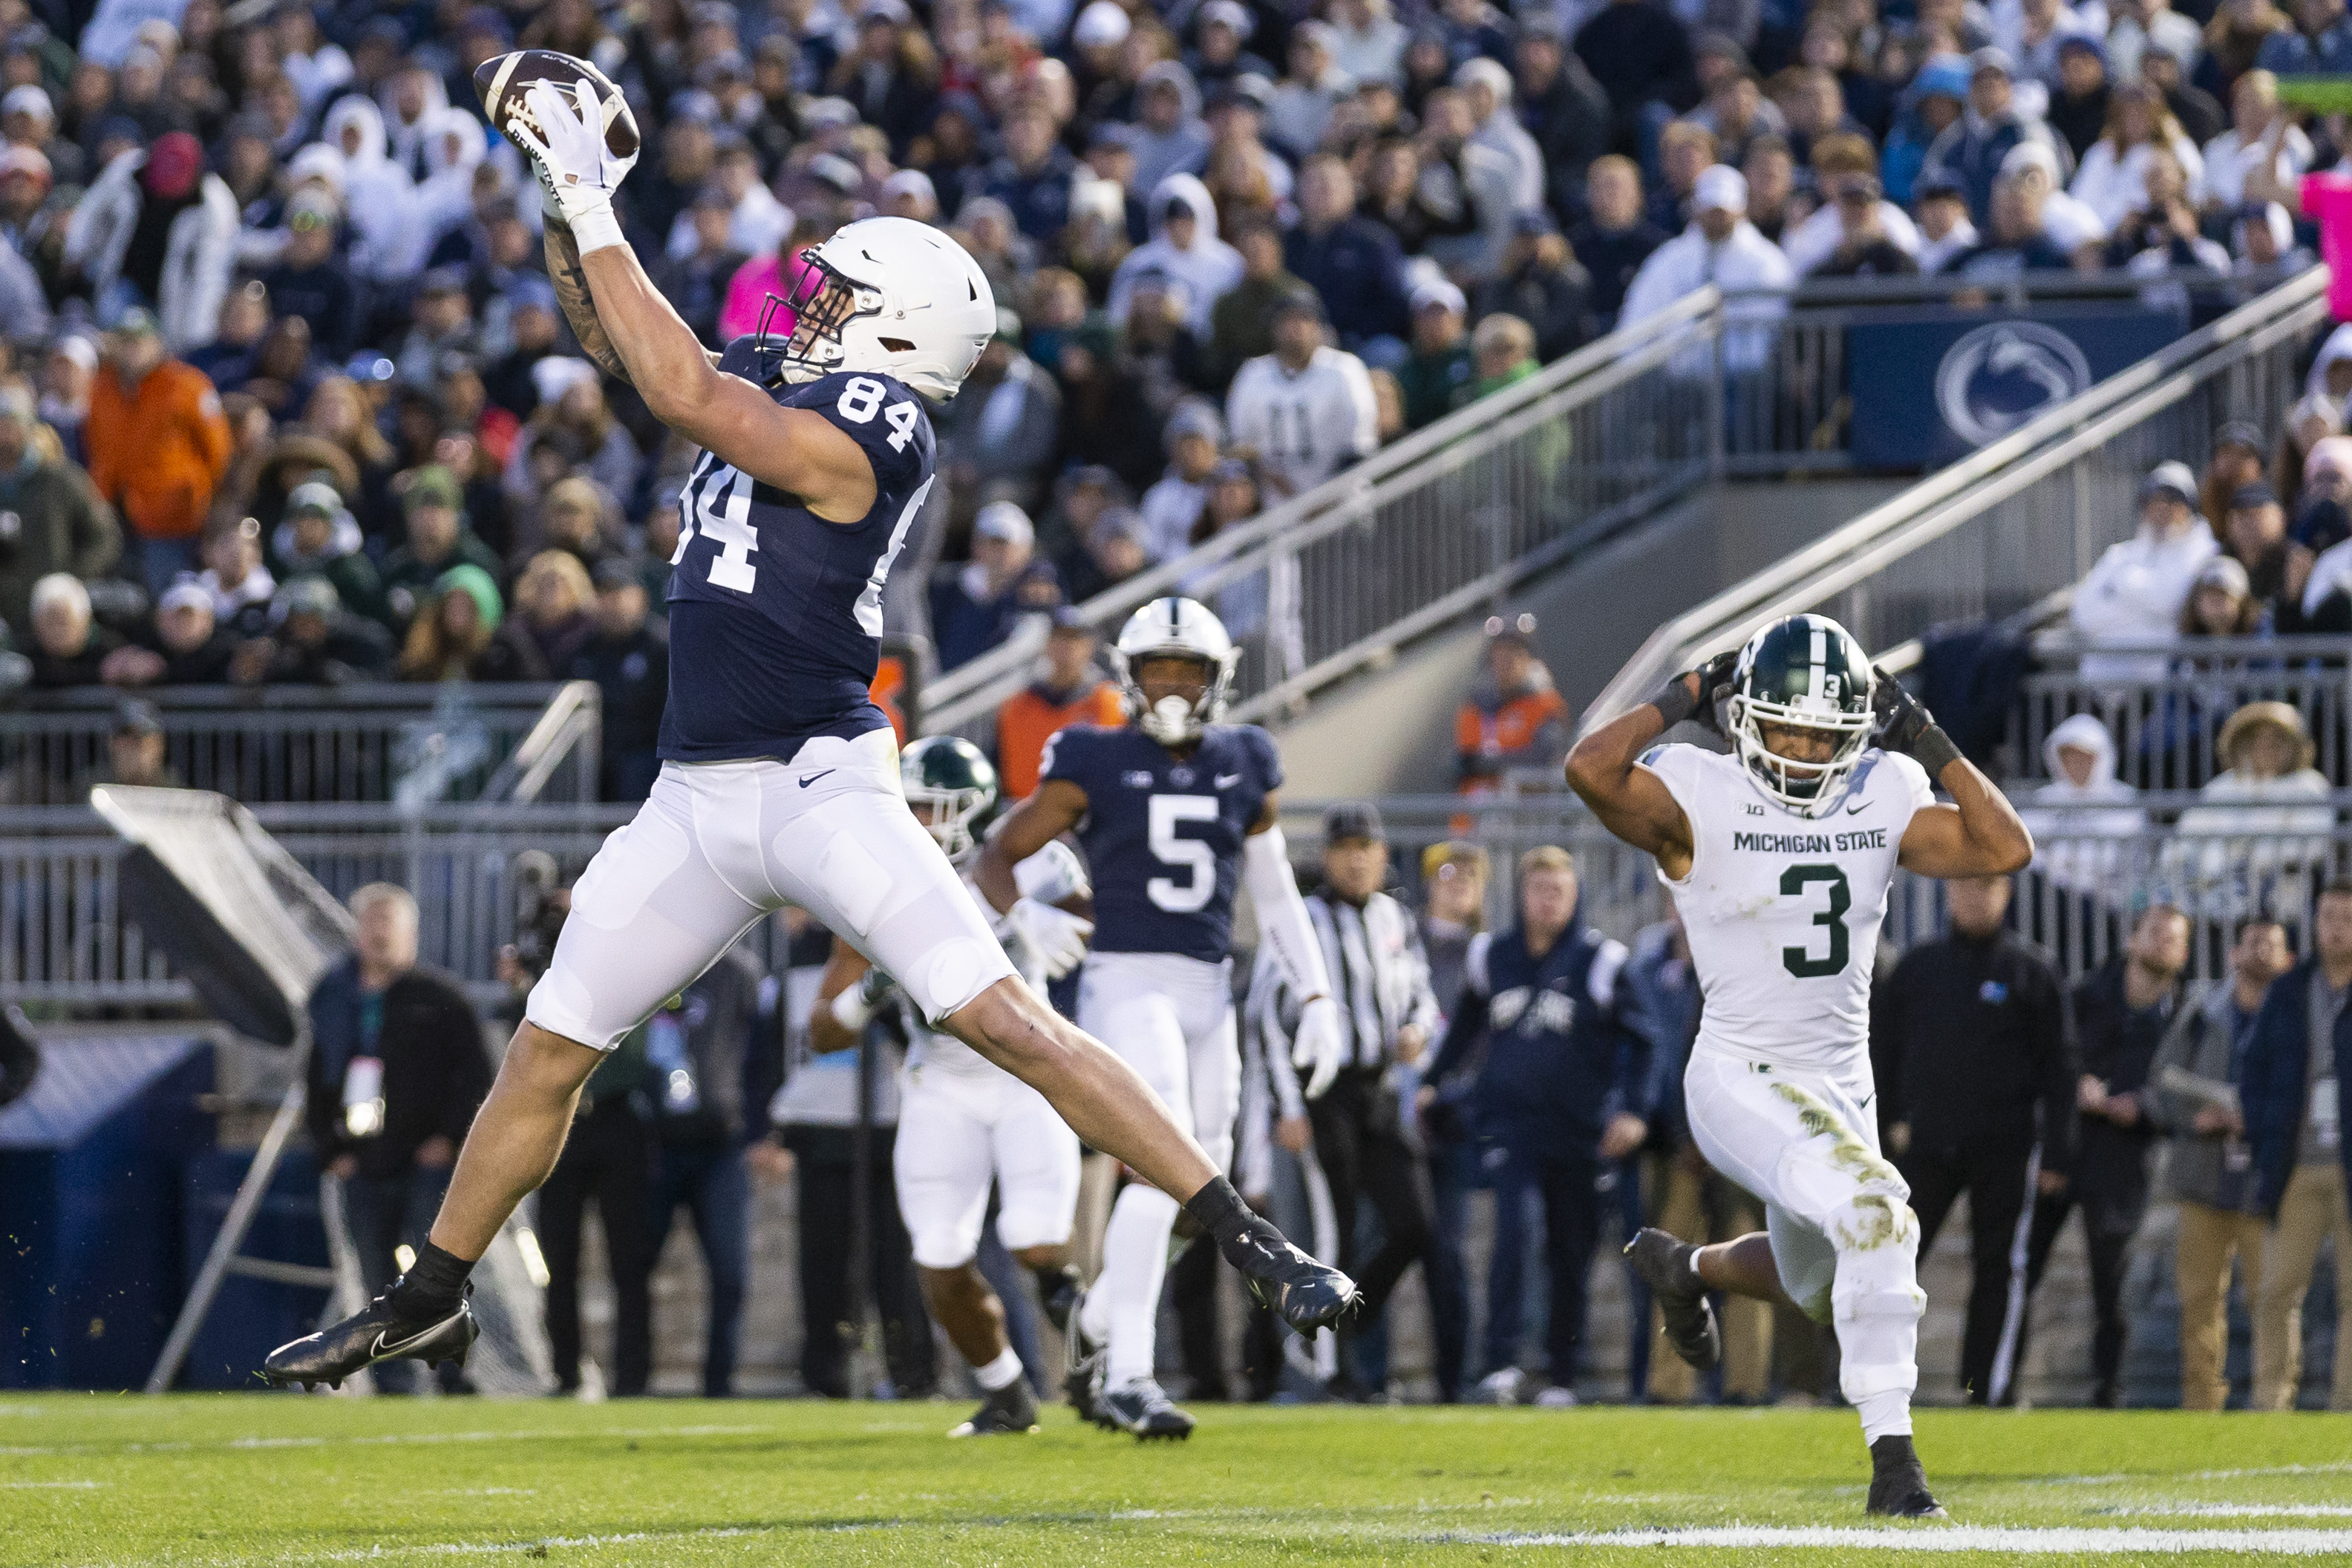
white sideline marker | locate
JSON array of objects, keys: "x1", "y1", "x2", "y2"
[{"x1": 1458, "y1": 1526, "x2": 2352, "y2": 1554}]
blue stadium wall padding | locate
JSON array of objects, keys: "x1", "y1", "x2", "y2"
[
  {"x1": 174, "y1": 1146, "x2": 333, "y2": 1391},
  {"x1": 0, "y1": 1035, "x2": 212, "y2": 1390}
]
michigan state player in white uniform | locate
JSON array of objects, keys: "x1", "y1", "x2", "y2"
[
  {"x1": 1567, "y1": 613, "x2": 2032, "y2": 1520},
  {"x1": 808, "y1": 736, "x2": 1089, "y2": 1439},
  {"x1": 978, "y1": 597, "x2": 1350, "y2": 1439},
  {"x1": 266, "y1": 72, "x2": 1354, "y2": 1394}
]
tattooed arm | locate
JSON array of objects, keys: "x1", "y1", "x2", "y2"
[{"x1": 543, "y1": 218, "x2": 633, "y2": 385}]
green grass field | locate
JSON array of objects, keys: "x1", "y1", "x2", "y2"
[{"x1": 4, "y1": 1395, "x2": 2351, "y2": 1565}]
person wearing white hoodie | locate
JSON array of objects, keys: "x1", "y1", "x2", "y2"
[
  {"x1": 321, "y1": 95, "x2": 422, "y2": 284},
  {"x1": 2070, "y1": 460, "x2": 2217, "y2": 682},
  {"x1": 2021, "y1": 711, "x2": 2147, "y2": 898},
  {"x1": 1108, "y1": 174, "x2": 1244, "y2": 338},
  {"x1": 1620, "y1": 165, "x2": 1792, "y2": 377},
  {"x1": 411, "y1": 105, "x2": 489, "y2": 261}
]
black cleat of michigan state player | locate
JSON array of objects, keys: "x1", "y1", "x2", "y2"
[{"x1": 267, "y1": 71, "x2": 1352, "y2": 1400}]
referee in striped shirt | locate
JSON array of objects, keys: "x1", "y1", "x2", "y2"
[{"x1": 1252, "y1": 801, "x2": 1442, "y2": 1399}]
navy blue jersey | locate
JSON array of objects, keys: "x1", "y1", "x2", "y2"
[
  {"x1": 1041, "y1": 722, "x2": 1282, "y2": 963},
  {"x1": 658, "y1": 347, "x2": 937, "y2": 762}
]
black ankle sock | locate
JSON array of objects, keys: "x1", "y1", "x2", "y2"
[
  {"x1": 390, "y1": 1241, "x2": 476, "y2": 1320},
  {"x1": 1183, "y1": 1175, "x2": 1272, "y2": 1267}
]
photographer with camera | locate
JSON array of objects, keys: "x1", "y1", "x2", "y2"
[{"x1": 306, "y1": 883, "x2": 489, "y2": 1395}]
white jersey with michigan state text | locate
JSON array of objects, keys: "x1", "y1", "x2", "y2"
[
  {"x1": 900, "y1": 839, "x2": 1088, "y2": 1075},
  {"x1": 1642, "y1": 742, "x2": 1934, "y2": 1072}
]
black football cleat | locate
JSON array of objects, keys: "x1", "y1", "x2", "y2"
[
  {"x1": 264, "y1": 1284, "x2": 477, "y2": 1390},
  {"x1": 1226, "y1": 1225, "x2": 1358, "y2": 1337},
  {"x1": 1039, "y1": 1267, "x2": 1082, "y2": 1336},
  {"x1": 948, "y1": 1377, "x2": 1039, "y2": 1437},
  {"x1": 1100, "y1": 1378, "x2": 1195, "y2": 1440},
  {"x1": 1866, "y1": 1434, "x2": 1949, "y2": 1520},
  {"x1": 1624, "y1": 1227, "x2": 1721, "y2": 1373}
]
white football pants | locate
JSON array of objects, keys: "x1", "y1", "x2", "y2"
[
  {"x1": 895, "y1": 1060, "x2": 1082, "y2": 1270},
  {"x1": 1074, "y1": 951, "x2": 1240, "y2": 1388},
  {"x1": 1684, "y1": 1047, "x2": 1924, "y2": 1442},
  {"x1": 528, "y1": 728, "x2": 1015, "y2": 1052}
]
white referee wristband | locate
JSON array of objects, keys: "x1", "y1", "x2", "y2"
[
  {"x1": 828, "y1": 987, "x2": 874, "y2": 1033},
  {"x1": 566, "y1": 200, "x2": 625, "y2": 256}
]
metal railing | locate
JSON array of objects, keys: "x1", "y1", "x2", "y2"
[
  {"x1": 0, "y1": 802, "x2": 641, "y2": 1007},
  {"x1": 2008, "y1": 636, "x2": 2352, "y2": 792},
  {"x1": 918, "y1": 287, "x2": 1733, "y2": 736},
  {"x1": 4, "y1": 785, "x2": 2339, "y2": 1007},
  {"x1": 1585, "y1": 267, "x2": 2335, "y2": 732},
  {"x1": 1726, "y1": 266, "x2": 2302, "y2": 479},
  {"x1": 1276, "y1": 789, "x2": 2352, "y2": 987},
  {"x1": 0, "y1": 683, "x2": 596, "y2": 806}
]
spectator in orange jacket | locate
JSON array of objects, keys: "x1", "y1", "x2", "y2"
[
  {"x1": 84, "y1": 309, "x2": 232, "y2": 596},
  {"x1": 996, "y1": 609, "x2": 1125, "y2": 799},
  {"x1": 1454, "y1": 615, "x2": 1569, "y2": 795}
]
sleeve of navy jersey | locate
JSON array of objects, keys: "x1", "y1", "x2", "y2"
[
  {"x1": 658, "y1": 351, "x2": 937, "y2": 763},
  {"x1": 1045, "y1": 722, "x2": 1278, "y2": 963}
]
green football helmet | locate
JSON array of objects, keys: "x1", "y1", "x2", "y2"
[
  {"x1": 1724, "y1": 613, "x2": 1877, "y2": 817},
  {"x1": 901, "y1": 734, "x2": 1000, "y2": 864}
]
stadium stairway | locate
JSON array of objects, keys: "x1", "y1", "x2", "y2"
[{"x1": 1273, "y1": 475, "x2": 1910, "y2": 796}]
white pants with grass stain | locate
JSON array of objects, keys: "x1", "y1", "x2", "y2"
[{"x1": 1685, "y1": 1045, "x2": 1924, "y2": 1442}]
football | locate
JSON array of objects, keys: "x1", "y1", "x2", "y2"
[{"x1": 473, "y1": 48, "x2": 640, "y2": 163}]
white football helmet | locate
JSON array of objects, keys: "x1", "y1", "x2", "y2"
[
  {"x1": 760, "y1": 216, "x2": 996, "y2": 401},
  {"x1": 1109, "y1": 597, "x2": 1239, "y2": 746}
]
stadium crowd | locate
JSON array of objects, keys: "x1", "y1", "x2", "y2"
[{"x1": 0, "y1": 0, "x2": 2346, "y2": 803}]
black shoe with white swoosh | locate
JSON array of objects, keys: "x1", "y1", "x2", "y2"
[{"x1": 262, "y1": 1284, "x2": 477, "y2": 1390}]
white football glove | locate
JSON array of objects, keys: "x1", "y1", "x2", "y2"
[
  {"x1": 1000, "y1": 897, "x2": 1093, "y2": 981},
  {"x1": 508, "y1": 79, "x2": 636, "y2": 248},
  {"x1": 1293, "y1": 994, "x2": 1346, "y2": 1101}
]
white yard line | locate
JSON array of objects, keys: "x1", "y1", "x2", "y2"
[
  {"x1": 2041, "y1": 1461, "x2": 2352, "y2": 1486},
  {"x1": 2112, "y1": 1504, "x2": 2352, "y2": 1519},
  {"x1": 1453, "y1": 1525, "x2": 2352, "y2": 1553}
]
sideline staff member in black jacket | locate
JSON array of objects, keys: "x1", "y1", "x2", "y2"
[
  {"x1": 2028, "y1": 903, "x2": 2191, "y2": 1407},
  {"x1": 306, "y1": 882, "x2": 491, "y2": 1394},
  {"x1": 1873, "y1": 873, "x2": 2074, "y2": 1405}
]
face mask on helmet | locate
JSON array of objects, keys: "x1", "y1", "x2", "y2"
[
  {"x1": 908, "y1": 783, "x2": 995, "y2": 863},
  {"x1": 754, "y1": 255, "x2": 877, "y2": 388},
  {"x1": 1725, "y1": 623, "x2": 1875, "y2": 817},
  {"x1": 1120, "y1": 653, "x2": 1219, "y2": 745}
]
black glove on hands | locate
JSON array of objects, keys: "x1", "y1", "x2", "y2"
[
  {"x1": 1688, "y1": 650, "x2": 1737, "y2": 735},
  {"x1": 1870, "y1": 666, "x2": 1962, "y2": 776},
  {"x1": 1650, "y1": 650, "x2": 1737, "y2": 731},
  {"x1": 1870, "y1": 667, "x2": 1932, "y2": 752}
]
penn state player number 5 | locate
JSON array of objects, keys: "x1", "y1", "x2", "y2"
[
  {"x1": 1146, "y1": 795, "x2": 1218, "y2": 912},
  {"x1": 1780, "y1": 863, "x2": 1850, "y2": 979}
]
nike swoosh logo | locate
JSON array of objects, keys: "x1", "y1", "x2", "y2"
[
  {"x1": 798, "y1": 770, "x2": 835, "y2": 789},
  {"x1": 1846, "y1": 803, "x2": 1868, "y2": 815},
  {"x1": 1216, "y1": 773, "x2": 1242, "y2": 788},
  {"x1": 369, "y1": 1324, "x2": 442, "y2": 1359}
]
